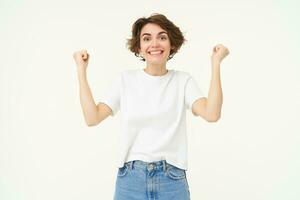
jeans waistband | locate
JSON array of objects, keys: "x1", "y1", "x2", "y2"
[{"x1": 125, "y1": 160, "x2": 167, "y2": 172}]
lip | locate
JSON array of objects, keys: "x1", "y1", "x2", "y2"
[{"x1": 148, "y1": 50, "x2": 164, "y2": 55}]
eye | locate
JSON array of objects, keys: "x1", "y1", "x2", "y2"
[
  {"x1": 143, "y1": 37, "x2": 150, "y2": 41},
  {"x1": 160, "y1": 36, "x2": 167, "y2": 40}
]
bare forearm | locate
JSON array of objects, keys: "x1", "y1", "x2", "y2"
[
  {"x1": 206, "y1": 62, "x2": 223, "y2": 120},
  {"x1": 77, "y1": 69, "x2": 99, "y2": 125}
]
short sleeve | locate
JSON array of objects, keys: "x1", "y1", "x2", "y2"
[
  {"x1": 184, "y1": 76, "x2": 205, "y2": 110},
  {"x1": 98, "y1": 73, "x2": 122, "y2": 116}
]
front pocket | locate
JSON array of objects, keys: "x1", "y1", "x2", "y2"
[
  {"x1": 166, "y1": 164, "x2": 186, "y2": 180},
  {"x1": 117, "y1": 164, "x2": 129, "y2": 177}
]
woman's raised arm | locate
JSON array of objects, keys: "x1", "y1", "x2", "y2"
[{"x1": 73, "y1": 49, "x2": 111, "y2": 126}]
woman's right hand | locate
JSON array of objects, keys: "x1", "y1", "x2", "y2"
[{"x1": 73, "y1": 49, "x2": 90, "y2": 71}]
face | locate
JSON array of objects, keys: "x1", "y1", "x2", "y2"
[{"x1": 138, "y1": 23, "x2": 173, "y2": 65}]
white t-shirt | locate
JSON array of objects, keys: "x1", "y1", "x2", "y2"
[{"x1": 98, "y1": 68, "x2": 205, "y2": 170}]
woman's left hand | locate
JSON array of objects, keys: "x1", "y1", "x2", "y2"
[{"x1": 211, "y1": 44, "x2": 230, "y2": 64}]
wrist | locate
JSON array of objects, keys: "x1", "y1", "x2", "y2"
[
  {"x1": 77, "y1": 68, "x2": 87, "y2": 78},
  {"x1": 211, "y1": 56, "x2": 220, "y2": 64},
  {"x1": 211, "y1": 60, "x2": 221, "y2": 67},
  {"x1": 77, "y1": 66, "x2": 86, "y2": 73}
]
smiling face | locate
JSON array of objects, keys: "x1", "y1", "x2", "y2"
[{"x1": 138, "y1": 23, "x2": 173, "y2": 66}]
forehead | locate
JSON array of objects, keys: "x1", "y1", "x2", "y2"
[{"x1": 140, "y1": 23, "x2": 168, "y2": 36}]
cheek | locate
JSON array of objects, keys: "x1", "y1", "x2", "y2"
[
  {"x1": 164, "y1": 42, "x2": 171, "y2": 49},
  {"x1": 140, "y1": 45, "x2": 149, "y2": 54},
  {"x1": 160, "y1": 43, "x2": 170, "y2": 50}
]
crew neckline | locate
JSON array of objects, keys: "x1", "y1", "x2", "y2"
[{"x1": 140, "y1": 68, "x2": 173, "y2": 79}]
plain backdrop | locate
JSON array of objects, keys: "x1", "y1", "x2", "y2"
[{"x1": 1, "y1": 0, "x2": 299, "y2": 199}]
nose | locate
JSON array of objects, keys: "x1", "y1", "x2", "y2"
[{"x1": 151, "y1": 39, "x2": 159, "y2": 47}]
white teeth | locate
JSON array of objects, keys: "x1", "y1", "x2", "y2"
[{"x1": 149, "y1": 51, "x2": 163, "y2": 55}]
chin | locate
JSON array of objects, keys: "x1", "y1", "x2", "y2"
[
  {"x1": 147, "y1": 60, "x2": 167, "y2": 65},
  {"x1": 146, "y1": 57, "x2": 168, "y2": 63}
]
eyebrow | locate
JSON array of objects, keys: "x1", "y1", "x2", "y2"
[{"x1": 141, "y1": 31, "x2": 168, "y2": 37}]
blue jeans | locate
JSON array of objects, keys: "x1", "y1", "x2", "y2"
[{"x1": 113, "y1": 160, "x2": 191, "y2": 200}]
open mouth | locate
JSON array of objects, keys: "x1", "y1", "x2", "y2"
[{"x1": 148, "y1": 50, "x2": 164, "y2": 55}]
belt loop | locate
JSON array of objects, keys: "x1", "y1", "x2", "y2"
[
  {"x1": 130, "y1": 161, "x2": 133, "y2": 170},
  {"x1": 163, "y1": 160, "x2": 166, "y2": 172}
]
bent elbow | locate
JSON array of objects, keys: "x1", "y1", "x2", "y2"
[
  {"x1": 86, "y1": 122, "x2": 95, "y2": 127},
  {"x1": 87, "y1": 123, "x2": 95, "y2": 127},
  {"x1": 85, "y1": 120, "x2": 99, "y2": 127},
  {"x1": 206, "y1": 114, "x2": 221, "y2": 123}
]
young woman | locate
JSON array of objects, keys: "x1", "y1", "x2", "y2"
[{"x1": 73, "y1": 13, "x2": 229, "y2": 200}]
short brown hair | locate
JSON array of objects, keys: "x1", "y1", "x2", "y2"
[{"x1": 126, "y1": 13, "x2": 187, "y2": 61}]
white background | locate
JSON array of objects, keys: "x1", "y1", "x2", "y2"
[{"x1": 1, "y1": 0, "x2": 299, "y2": 199}]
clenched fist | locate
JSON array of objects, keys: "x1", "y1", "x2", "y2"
[
  {"x1": 211, "y1": 44, "x2": 229, "y2": 64},
  {"x1": 73, "y1": 49, "x2": 90, "y2": 70}
]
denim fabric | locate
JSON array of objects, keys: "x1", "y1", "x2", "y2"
[{"x1": 113, "y1": 160, "x2": 191, "y2": 200}]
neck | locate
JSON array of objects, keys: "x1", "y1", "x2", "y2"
[{"x1": 144, "y1": 62, "x2": 168, "y2": 76}]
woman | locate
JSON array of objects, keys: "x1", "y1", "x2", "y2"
[{"x1": 73, "y1": 13, "x2": 229, "y2": 200}]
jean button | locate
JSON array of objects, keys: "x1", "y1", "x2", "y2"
[{"x1": 149, "y1": 164, "x2": 154, "y2": 170}]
